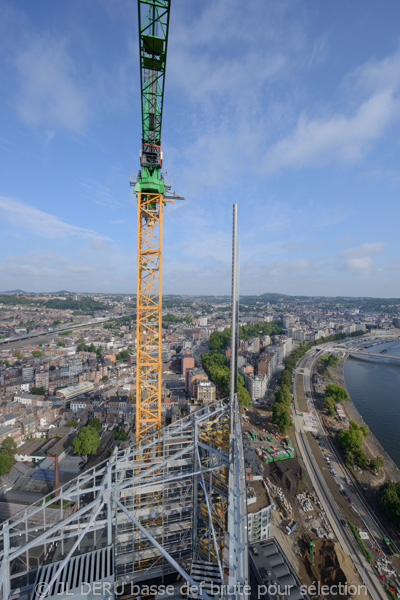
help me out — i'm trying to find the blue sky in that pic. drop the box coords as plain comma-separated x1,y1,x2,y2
1,0,400,297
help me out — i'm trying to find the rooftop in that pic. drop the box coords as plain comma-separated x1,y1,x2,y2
247,479,270,514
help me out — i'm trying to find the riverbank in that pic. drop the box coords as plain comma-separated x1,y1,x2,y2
324,356,400,486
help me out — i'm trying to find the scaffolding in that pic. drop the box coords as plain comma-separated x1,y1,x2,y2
0,399,247,600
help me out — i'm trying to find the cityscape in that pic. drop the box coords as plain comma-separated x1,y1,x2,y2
1,1,400,600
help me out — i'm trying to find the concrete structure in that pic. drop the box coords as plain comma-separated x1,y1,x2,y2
181,354,194,377
249,538,309,600
247,481,271,542
22,367,34,383
35,370,49,389
196,381,216,403
245,374,268,402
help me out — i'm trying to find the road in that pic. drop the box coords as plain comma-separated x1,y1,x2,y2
0,312,135,348
302,352,400,553
293,348,388,600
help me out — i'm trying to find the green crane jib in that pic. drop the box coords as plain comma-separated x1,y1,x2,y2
135,0,171,197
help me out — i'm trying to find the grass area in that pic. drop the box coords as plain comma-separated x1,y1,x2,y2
347,520,373,563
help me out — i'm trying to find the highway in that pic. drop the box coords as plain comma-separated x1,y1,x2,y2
0,312,135,348
350,350,400,361
302,353,400,555
293,348,389,600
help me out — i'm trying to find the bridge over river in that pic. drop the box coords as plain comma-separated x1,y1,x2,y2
349,350,400,361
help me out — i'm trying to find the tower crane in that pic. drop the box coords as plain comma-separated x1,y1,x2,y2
132,0,181,444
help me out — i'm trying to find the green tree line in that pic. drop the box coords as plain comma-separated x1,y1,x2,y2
201,352,251,409
45,298,107,311
377,481,400,527
209,320,283,353
270,331,364,434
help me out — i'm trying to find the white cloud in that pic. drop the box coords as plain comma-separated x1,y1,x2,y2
0,196,110,242
343,242,386,259
341,242,386,272
0,252,124,293
264,90,398,172
263,47,400,173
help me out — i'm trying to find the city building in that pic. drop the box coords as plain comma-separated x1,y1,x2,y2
196,381,216,403
56,382,95,401
247,480,271,542
245,374,268,402
35,371,49,389
181,354,194,377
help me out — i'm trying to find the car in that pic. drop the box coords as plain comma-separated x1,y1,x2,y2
340,519,347,527
347,497,353,504
338,484,344,490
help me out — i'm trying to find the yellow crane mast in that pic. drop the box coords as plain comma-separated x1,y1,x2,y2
132,1,180,443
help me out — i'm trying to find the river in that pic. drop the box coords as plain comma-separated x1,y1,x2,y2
343,339,400,469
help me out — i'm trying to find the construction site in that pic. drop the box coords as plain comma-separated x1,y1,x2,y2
1,2,399,600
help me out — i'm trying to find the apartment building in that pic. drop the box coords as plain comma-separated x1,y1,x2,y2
247,481,271,542
196,381,216,403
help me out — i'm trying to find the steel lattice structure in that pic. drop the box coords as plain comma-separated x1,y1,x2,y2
0,399,248,600
133,0,183,443
135,192,163,441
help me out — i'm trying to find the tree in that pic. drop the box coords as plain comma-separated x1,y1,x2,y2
1,437,17,458
370,455,384,472
275,385,292,407
71,427,100,460
377,481,400,527
49,365,56,371
324,396,336,417
88,418,102,431
0,452,14,476
31,350,44,359
102,375,109,382
57,341,66,347
12,350,23,359
66,418,78,428
320,353,339,368
30,387,46,395
337,420,369,467
325,384,348,403
272,403,293,434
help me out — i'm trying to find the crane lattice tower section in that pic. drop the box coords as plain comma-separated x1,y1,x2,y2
133,0,173,442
